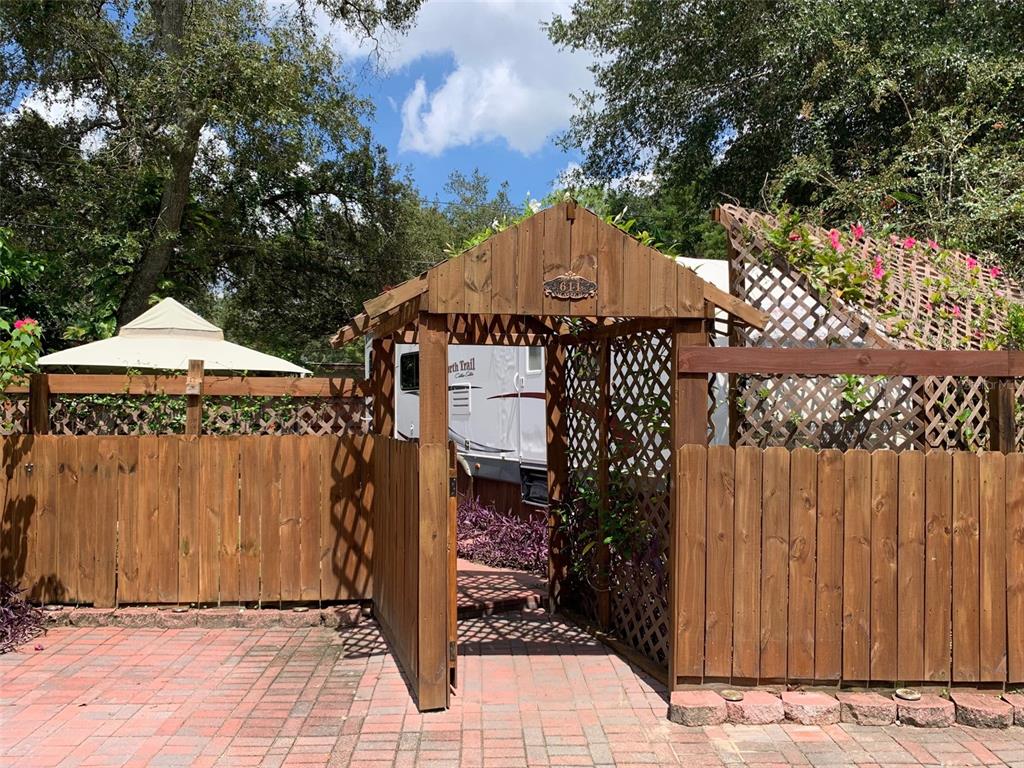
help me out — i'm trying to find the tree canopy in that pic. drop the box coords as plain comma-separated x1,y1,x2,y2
0,0,427,366
549,0,1024,266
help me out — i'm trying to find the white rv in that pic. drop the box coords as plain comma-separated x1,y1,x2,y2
391,343,549,506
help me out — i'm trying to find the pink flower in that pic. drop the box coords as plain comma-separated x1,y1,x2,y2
966,256,979,270
990,266,1003,278
925,301,933,313
871,256,885,281
951,305,962,318
788,230,801,242
850,223,865,240
828,228,844,252
889,234,900,246
902,237,917,250
13,317,37,330
928,239,940,252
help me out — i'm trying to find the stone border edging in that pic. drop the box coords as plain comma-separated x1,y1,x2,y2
39,604,368,630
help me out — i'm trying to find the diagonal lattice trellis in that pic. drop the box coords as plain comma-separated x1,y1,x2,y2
2,395,367,436
721,205,1024,451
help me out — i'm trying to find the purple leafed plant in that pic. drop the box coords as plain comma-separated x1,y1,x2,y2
457,496,548,576
0,581,44,654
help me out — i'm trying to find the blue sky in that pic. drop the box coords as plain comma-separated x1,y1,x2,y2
327,0,593,205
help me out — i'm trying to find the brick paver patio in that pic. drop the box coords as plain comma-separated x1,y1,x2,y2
1,610,1022,767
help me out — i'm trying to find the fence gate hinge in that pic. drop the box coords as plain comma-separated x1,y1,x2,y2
449,476,456,497
448,641,457,662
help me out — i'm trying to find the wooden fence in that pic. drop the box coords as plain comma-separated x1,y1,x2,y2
674,444,1024,687
0,434,372,606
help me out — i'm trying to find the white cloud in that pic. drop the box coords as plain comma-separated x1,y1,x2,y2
4,87,110,155
310,0,594,157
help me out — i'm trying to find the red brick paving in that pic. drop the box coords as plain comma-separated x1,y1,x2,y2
1,611,1022,767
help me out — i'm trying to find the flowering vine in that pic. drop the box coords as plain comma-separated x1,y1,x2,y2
761,208,1017,350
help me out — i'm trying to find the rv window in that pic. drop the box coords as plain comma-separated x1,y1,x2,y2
526,346,543,373
399,352,419,391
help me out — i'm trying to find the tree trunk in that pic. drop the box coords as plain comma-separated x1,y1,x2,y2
116,117,203,326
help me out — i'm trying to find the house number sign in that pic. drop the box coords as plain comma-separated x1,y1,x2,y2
543,271,597,300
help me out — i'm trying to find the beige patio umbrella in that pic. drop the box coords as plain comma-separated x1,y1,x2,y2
37,297,310,374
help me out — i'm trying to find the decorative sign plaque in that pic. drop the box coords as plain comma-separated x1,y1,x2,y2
543,271,597,301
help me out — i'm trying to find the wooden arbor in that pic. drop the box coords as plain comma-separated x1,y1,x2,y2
331,201,766,710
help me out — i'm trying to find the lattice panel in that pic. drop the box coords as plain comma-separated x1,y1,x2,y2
722,204,1024,451
0,397,29,435
45,396,367,436
607,328,672,669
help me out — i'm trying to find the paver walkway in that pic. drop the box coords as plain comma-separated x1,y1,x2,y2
1,610,1022,767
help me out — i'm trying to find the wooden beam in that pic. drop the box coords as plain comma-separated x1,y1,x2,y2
702,281,768,329
28,373,49,434
416,312,449,711
560,316,680,344
5,374,369,398
363,273,429,318
372,295,423,338
676,347,1024,378
988,377,1016,453
329,312,371,347
669,318,710,689
184,359,204,435
595,339,611,631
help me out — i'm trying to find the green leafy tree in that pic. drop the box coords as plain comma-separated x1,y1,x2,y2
0,0,423,366
549,0,1024,266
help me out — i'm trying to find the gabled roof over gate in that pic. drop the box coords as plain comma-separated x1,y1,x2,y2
332,202,766,346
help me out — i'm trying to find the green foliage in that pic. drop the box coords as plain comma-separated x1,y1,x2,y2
1006,305,1024,350
0,0,423,367
550,0,1024,269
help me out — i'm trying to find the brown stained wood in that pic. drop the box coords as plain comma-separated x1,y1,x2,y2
787,447,817,680
815,449,844,681
155,437,178,602
490,226,518,315
596,216,625,316
28,373,49,434
185,359,203,435
732,446,762,680
117,436,152,603
869,450,898,682
759,446,790,680
952,451,980,682
704,445,735,678
924,451,953,682
649,249,677,318
177,437,200,605
418,314,448,446
1007,454,1024,684
988,378,1015,453
676,347,1024,377
699,282,769,329
260,438,283,607
418,442,449,710
238,436,262,601
363,272,429,318
542,206,572,316
621,237,651,317
29,437,58,603
897,451,926,682
545,341,569,609
842,449,871,681
568,207,598,316
279,436,302,602
93,437,119,607
516,213,544,315
322,435,371,601
978,452,1007,681
371,337,395,436
674,444,707,680
299,436,322,603
463,245,492,315
9,374,368,397
198,439,220,604
676,267,703,316
55,438,80,603
218,438,240,604
76,439,98,603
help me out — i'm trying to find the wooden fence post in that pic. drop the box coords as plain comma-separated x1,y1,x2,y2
371,337,395,436
595,338,612,630
545,340,570,612
669,317,710,689
185,359,204,436
988,377,1015,453
28,372,49,434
